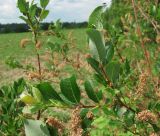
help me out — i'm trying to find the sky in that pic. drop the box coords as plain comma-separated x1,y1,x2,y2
0,0,111,24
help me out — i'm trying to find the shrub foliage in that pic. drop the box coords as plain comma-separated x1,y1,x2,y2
1,0,160,136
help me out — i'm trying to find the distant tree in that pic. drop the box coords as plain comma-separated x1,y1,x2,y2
41,23,50,30
0,22,88,33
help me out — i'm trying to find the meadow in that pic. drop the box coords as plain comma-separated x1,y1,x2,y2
0,28,87,86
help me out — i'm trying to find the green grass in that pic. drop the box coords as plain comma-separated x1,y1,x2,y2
0,32,32,61
0,28,87,61
0,28,87,85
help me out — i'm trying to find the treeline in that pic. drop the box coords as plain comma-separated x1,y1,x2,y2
0,22,88,33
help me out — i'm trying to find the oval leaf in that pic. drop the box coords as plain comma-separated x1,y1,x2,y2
60,75,81,104
88,6,104,29
87,57,102,75
40,0,49,8
86,29,106,63
24,119,50,136
84,80,99,103
105,61,121,84
17,0,28,13
20,93,37,105
40,10,49,21
37,82,62,102
32,87,42,102
105,44,114,64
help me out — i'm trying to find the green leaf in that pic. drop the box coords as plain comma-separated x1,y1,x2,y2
29,4,37,19
150,5,157,16
86,29,106,63
17,0,28,13
107,88,116,96
88,6,104,29
94,73,107,86
35,7,42,18
125,59,130,74
108,119,122,127
32,87,42,102
47,41,61,52
150,123,160,133
13,78,26,94
97,90,103,101
105,44,114,63
155,102,160,111
105,61,121,84
60,75,81,104
84,80,99,103
19,16,31,25
24,119,50,136
124,110,135,127
80,109,89,119
40,10,49,21
102,106,115,116
87,57,102,75
40,0,49,8
37,82,62,102
82,117,93,131
20,93,37,105
157,8,160,20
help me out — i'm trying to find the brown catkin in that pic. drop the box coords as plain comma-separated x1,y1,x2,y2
156,88,160,98
36,41,42,49
72,54,81,69
143,37,151,44
136,110,157,123
27,72,41,80
70,106,83,136
85,53,91,59
20,38,30,48
136,71,149,97
46,118,64,135
150,133,158,136
156,35,160,44
86,111,94,120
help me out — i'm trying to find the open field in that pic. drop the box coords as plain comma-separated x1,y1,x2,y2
0,28,88,86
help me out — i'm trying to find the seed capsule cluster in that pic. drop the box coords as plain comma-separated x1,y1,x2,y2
136,110,157,123
70,106,83,136
136,71,149,97
46,117,64,135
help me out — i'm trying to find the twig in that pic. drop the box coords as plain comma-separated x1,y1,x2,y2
36,110,41,120
26,13,42,120
115,44,125,63
80,103,97,108
99,63,113,87
116,94,136,113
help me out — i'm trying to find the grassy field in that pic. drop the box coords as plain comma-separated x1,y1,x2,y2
0,28,87,86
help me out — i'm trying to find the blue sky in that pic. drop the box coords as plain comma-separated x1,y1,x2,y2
0,0,111,24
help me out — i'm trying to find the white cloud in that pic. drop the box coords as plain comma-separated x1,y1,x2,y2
0,0,111,24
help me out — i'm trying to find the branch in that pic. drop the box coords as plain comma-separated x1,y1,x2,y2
116,94,136,113
80,103,97,108
99,63,113,88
